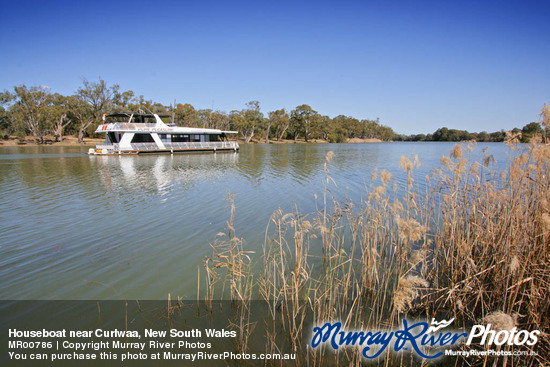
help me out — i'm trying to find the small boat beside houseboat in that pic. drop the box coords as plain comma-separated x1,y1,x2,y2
88,113,239,155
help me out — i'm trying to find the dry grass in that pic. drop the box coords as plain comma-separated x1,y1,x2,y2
198,143,550,366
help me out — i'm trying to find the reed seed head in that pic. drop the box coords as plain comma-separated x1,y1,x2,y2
399,156,413,172
393,275,429,313
451,144,463,160
509,256,520,275
397,217,425,242
482,311,515,331
380,169,393,186
441,156,452,168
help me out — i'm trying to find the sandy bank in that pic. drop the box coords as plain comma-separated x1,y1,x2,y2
0,136,103,147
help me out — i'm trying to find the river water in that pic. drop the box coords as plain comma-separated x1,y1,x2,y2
0,142,516,300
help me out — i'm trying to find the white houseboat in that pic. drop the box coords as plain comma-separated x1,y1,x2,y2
88,113,239,155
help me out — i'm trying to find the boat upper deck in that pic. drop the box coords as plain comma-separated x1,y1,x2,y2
96,122,236,135
95,113,237,135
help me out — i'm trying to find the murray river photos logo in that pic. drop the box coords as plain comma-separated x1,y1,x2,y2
310,318,540,359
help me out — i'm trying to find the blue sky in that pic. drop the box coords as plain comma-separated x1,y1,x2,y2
1,0,548,134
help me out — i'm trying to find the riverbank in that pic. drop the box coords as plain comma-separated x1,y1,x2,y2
0,136,102,147
235,137,384,144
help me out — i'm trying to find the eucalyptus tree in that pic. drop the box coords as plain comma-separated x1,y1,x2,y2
263,113,273,143
75,78,118,143
521,122,543,143
47,93,73,142
0,107,10,136
269,109,290,142
196,109,230,129
210,111,230,130
314,115,333,141
229,112,248,141
112,90,136,113
1,85,53,143
290,104,319,142
174,103,198,127
0,93,16,136
232,101,263,143
197,109,213,128
244,101,263,140
332,115,360,138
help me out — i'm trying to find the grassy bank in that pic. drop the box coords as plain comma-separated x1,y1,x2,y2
199,143,549,366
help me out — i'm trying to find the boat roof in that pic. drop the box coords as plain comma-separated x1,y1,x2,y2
107,113,171,118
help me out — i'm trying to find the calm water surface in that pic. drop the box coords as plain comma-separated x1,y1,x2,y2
0,142,516,300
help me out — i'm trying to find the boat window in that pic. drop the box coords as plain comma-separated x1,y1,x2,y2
131,134,155,143
108,132,119,143
172,134,190,142
192,135,201,142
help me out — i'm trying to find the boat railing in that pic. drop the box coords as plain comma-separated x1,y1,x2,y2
110,123,158,130
96,144,115,150
100,141,239,152
163,141,239,150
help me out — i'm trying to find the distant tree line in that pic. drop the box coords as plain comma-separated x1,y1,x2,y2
395,118,549,143
1,79,549,144
395,128,507,142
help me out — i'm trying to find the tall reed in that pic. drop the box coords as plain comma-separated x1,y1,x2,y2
198,143,550,366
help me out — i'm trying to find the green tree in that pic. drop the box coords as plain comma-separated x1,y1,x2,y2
269,109,290,142
75,78,118,143
290,104,318,142
0,92,16,136
4,85,53,143
315,115,333,141
488,131,505,142
112,90,136,112
521,122,543,143
230,113,249,142
377,125,396,141
174,103,198,127
46,93,73,142
433,128,449,141
263,112,274,144
475,131,489,142
236,101,263,143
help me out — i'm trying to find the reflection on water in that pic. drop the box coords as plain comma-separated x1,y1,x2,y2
95,153,239,205
0,143,514,300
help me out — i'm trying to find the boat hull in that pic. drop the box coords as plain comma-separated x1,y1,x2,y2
88,142,239,155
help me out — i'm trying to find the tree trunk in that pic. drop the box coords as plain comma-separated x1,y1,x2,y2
54,125,62,142
27,118,38,137
54,114,69,142
78,119,93,143
245,130,254,144
265,122,272,144
78,128,85,143
277,125,288,141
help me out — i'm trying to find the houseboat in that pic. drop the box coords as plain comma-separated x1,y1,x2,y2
88,113,239,155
